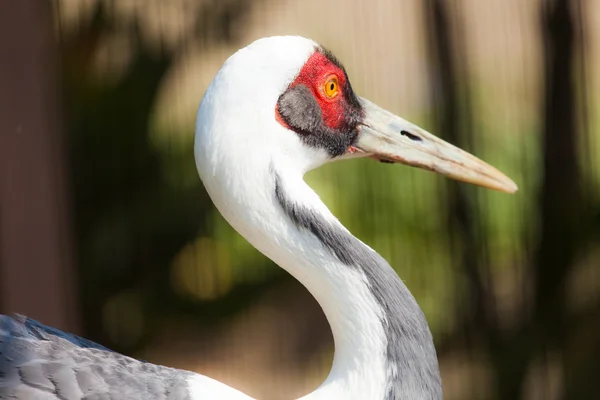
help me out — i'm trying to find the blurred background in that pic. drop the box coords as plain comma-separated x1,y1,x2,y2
0,0,599,399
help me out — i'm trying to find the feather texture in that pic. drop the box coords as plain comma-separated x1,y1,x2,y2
0,314,193,400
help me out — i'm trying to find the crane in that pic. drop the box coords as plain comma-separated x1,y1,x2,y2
0,36,516,400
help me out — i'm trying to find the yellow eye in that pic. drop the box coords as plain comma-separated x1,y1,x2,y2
323,76,339,99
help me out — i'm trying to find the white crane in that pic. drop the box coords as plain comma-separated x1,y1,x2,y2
0,36,516,400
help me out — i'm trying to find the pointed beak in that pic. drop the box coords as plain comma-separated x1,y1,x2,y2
351,98,518,193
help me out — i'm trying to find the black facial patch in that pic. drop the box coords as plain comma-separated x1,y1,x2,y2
276,48,364,158
277,84,358,157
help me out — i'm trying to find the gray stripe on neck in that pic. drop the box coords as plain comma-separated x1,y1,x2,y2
273,171,442,399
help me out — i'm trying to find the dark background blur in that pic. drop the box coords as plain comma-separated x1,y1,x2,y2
1,1,599,399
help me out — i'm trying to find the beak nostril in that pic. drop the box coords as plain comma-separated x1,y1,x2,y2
401,130,422,142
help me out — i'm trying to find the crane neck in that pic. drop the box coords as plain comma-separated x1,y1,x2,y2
196,154,442,399
270,168,442,400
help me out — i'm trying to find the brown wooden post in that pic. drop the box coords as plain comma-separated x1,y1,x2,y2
0,1,78,332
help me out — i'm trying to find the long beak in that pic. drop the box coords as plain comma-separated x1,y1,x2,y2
351,98,518,193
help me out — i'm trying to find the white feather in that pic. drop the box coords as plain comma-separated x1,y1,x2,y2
192,36,389,399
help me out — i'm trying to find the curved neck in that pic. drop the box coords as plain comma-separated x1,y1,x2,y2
199,159,442,399
273,174,390,400
272,170,442,400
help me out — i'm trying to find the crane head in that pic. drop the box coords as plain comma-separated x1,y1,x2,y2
195,36,517,194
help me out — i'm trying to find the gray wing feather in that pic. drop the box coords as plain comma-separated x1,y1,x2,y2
0,314,193,400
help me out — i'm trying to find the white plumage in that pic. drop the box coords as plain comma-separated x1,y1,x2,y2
195,36,391,399
0,36,516,400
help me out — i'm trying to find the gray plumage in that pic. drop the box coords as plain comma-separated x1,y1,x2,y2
274,172,443,400
0,314,193,400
